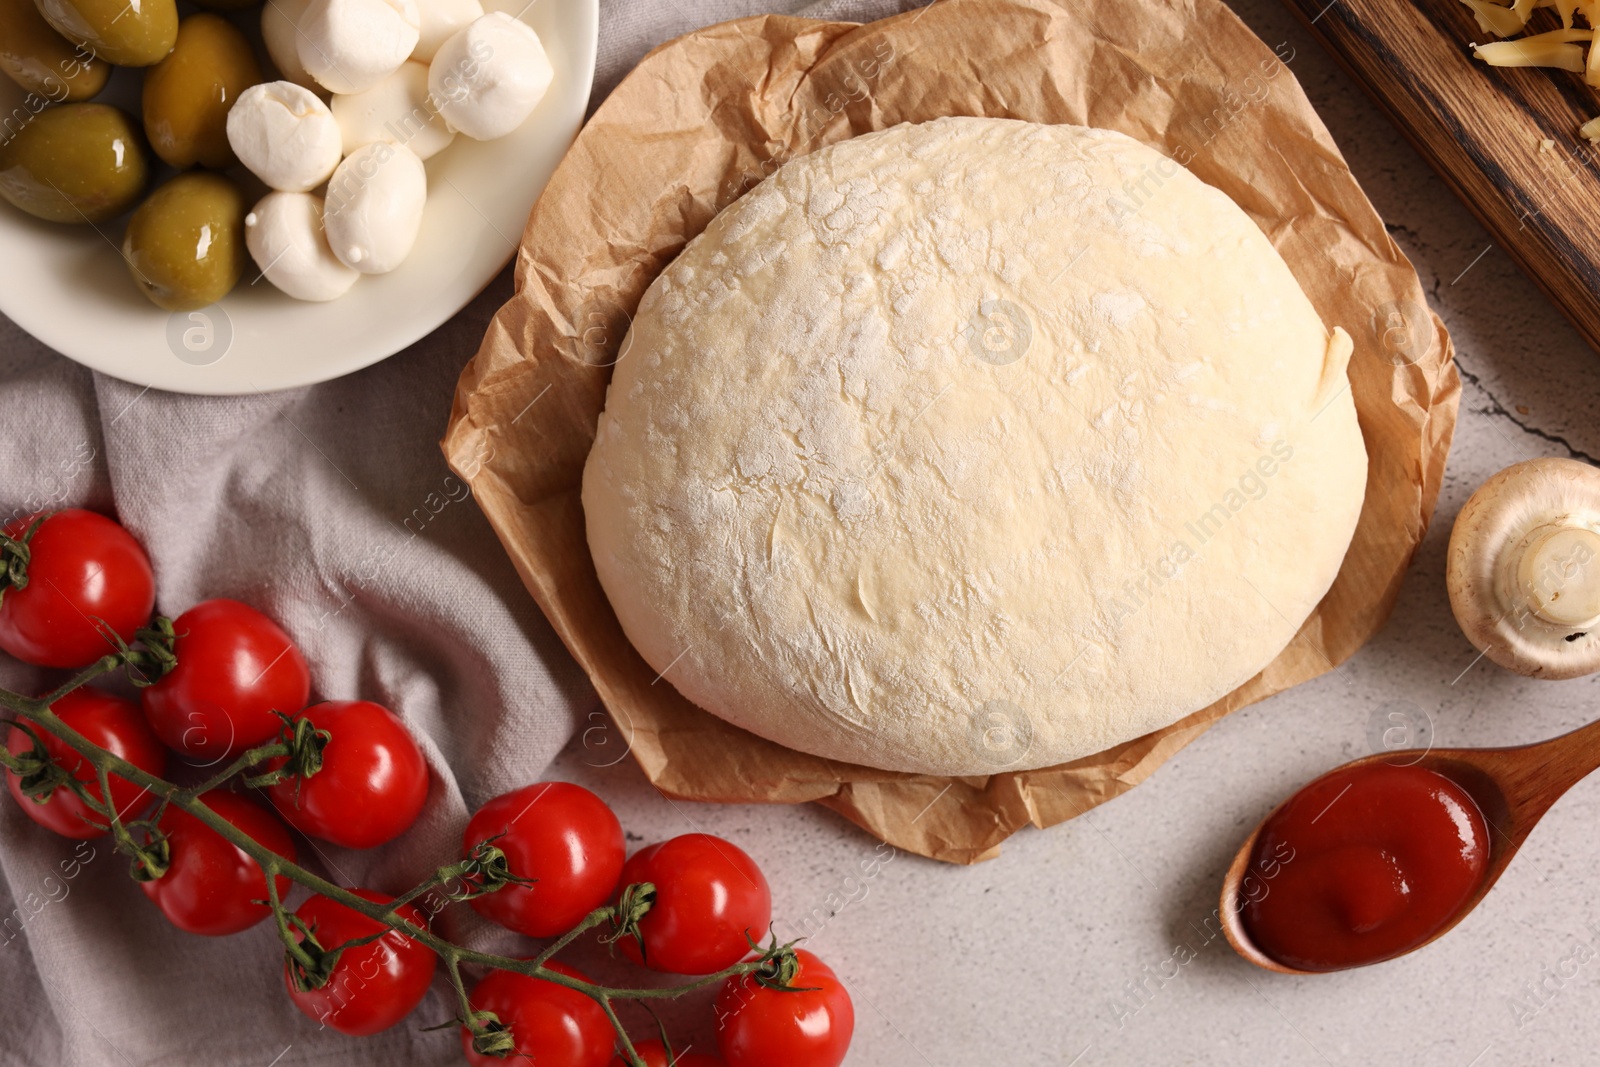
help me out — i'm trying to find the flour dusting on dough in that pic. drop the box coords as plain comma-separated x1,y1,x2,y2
582,117,1368,776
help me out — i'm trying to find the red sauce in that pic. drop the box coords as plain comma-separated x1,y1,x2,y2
1240,763,1490,972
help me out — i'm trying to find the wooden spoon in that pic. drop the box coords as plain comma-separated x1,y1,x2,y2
1219,716,1600,974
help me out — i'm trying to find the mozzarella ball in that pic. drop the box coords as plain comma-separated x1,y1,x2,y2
245,192,359,302
331,61,454,160
227,81,343,193
428,13,552,141
413,0,481,62
298,0,420,95
322,142,427,274
261,0,322,92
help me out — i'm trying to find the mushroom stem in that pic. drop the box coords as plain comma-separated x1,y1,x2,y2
1510,523,1600,629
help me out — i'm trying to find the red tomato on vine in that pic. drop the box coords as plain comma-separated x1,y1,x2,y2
462,960,613,1067
140,789,297,936
140,599,310,761
715,950,854,1067
618,833,771,975
264,700,428,849
464,782,624,937
0,510,155,668
284,888,436,1036
4,687,166,839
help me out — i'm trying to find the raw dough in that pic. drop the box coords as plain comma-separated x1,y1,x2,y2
582,117,1368,776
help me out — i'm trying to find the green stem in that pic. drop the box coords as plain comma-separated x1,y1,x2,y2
90,761,143,859
532,906,611,970
181,739,292,800
445,951,476,1022
266,860,320,976
389,873,448,914
37,655,125,707
599,996,645,1067
389,853,484,914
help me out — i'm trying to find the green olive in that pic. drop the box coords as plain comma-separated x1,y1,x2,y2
0,0,109,100
142,14,261,168
0,103,147,222
187,0,261,11
33,0,177,67
123,171,245,311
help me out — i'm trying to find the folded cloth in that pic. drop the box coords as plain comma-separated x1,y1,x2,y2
0,1,921,1063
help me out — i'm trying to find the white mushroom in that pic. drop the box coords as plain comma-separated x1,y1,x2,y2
1447,457,1600,679
297,0,421,95
322,141,427,274
428,13,552,141
245,192,359,302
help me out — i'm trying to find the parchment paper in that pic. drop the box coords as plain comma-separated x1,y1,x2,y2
442,0,1460,864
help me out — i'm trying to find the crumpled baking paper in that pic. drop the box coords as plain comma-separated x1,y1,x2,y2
442,0,1459,863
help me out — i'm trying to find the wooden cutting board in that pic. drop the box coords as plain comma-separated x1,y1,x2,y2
1284,0,1600,349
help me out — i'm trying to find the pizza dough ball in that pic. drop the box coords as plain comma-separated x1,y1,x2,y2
582,117,1369,776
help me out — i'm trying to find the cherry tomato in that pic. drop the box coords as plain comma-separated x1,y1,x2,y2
465,782,624,937
140,789,296,936
264,700,428,849
0,510,155,668
284,888,436,1036
715,950,853,1067
607,1039,723,1066
4,688,166,839
619,834,771,975
462,960,613,1067
141,598,311,761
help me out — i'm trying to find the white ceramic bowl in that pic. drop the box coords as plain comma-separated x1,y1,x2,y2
0,0,598,395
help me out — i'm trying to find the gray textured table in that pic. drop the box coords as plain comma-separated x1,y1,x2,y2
5,0,1600,1064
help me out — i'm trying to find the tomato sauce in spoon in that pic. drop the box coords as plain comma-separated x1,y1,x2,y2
1240,762,1490,972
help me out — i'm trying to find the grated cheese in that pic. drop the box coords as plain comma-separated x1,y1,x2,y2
1475,37,1587,70
1462,0,1600,132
